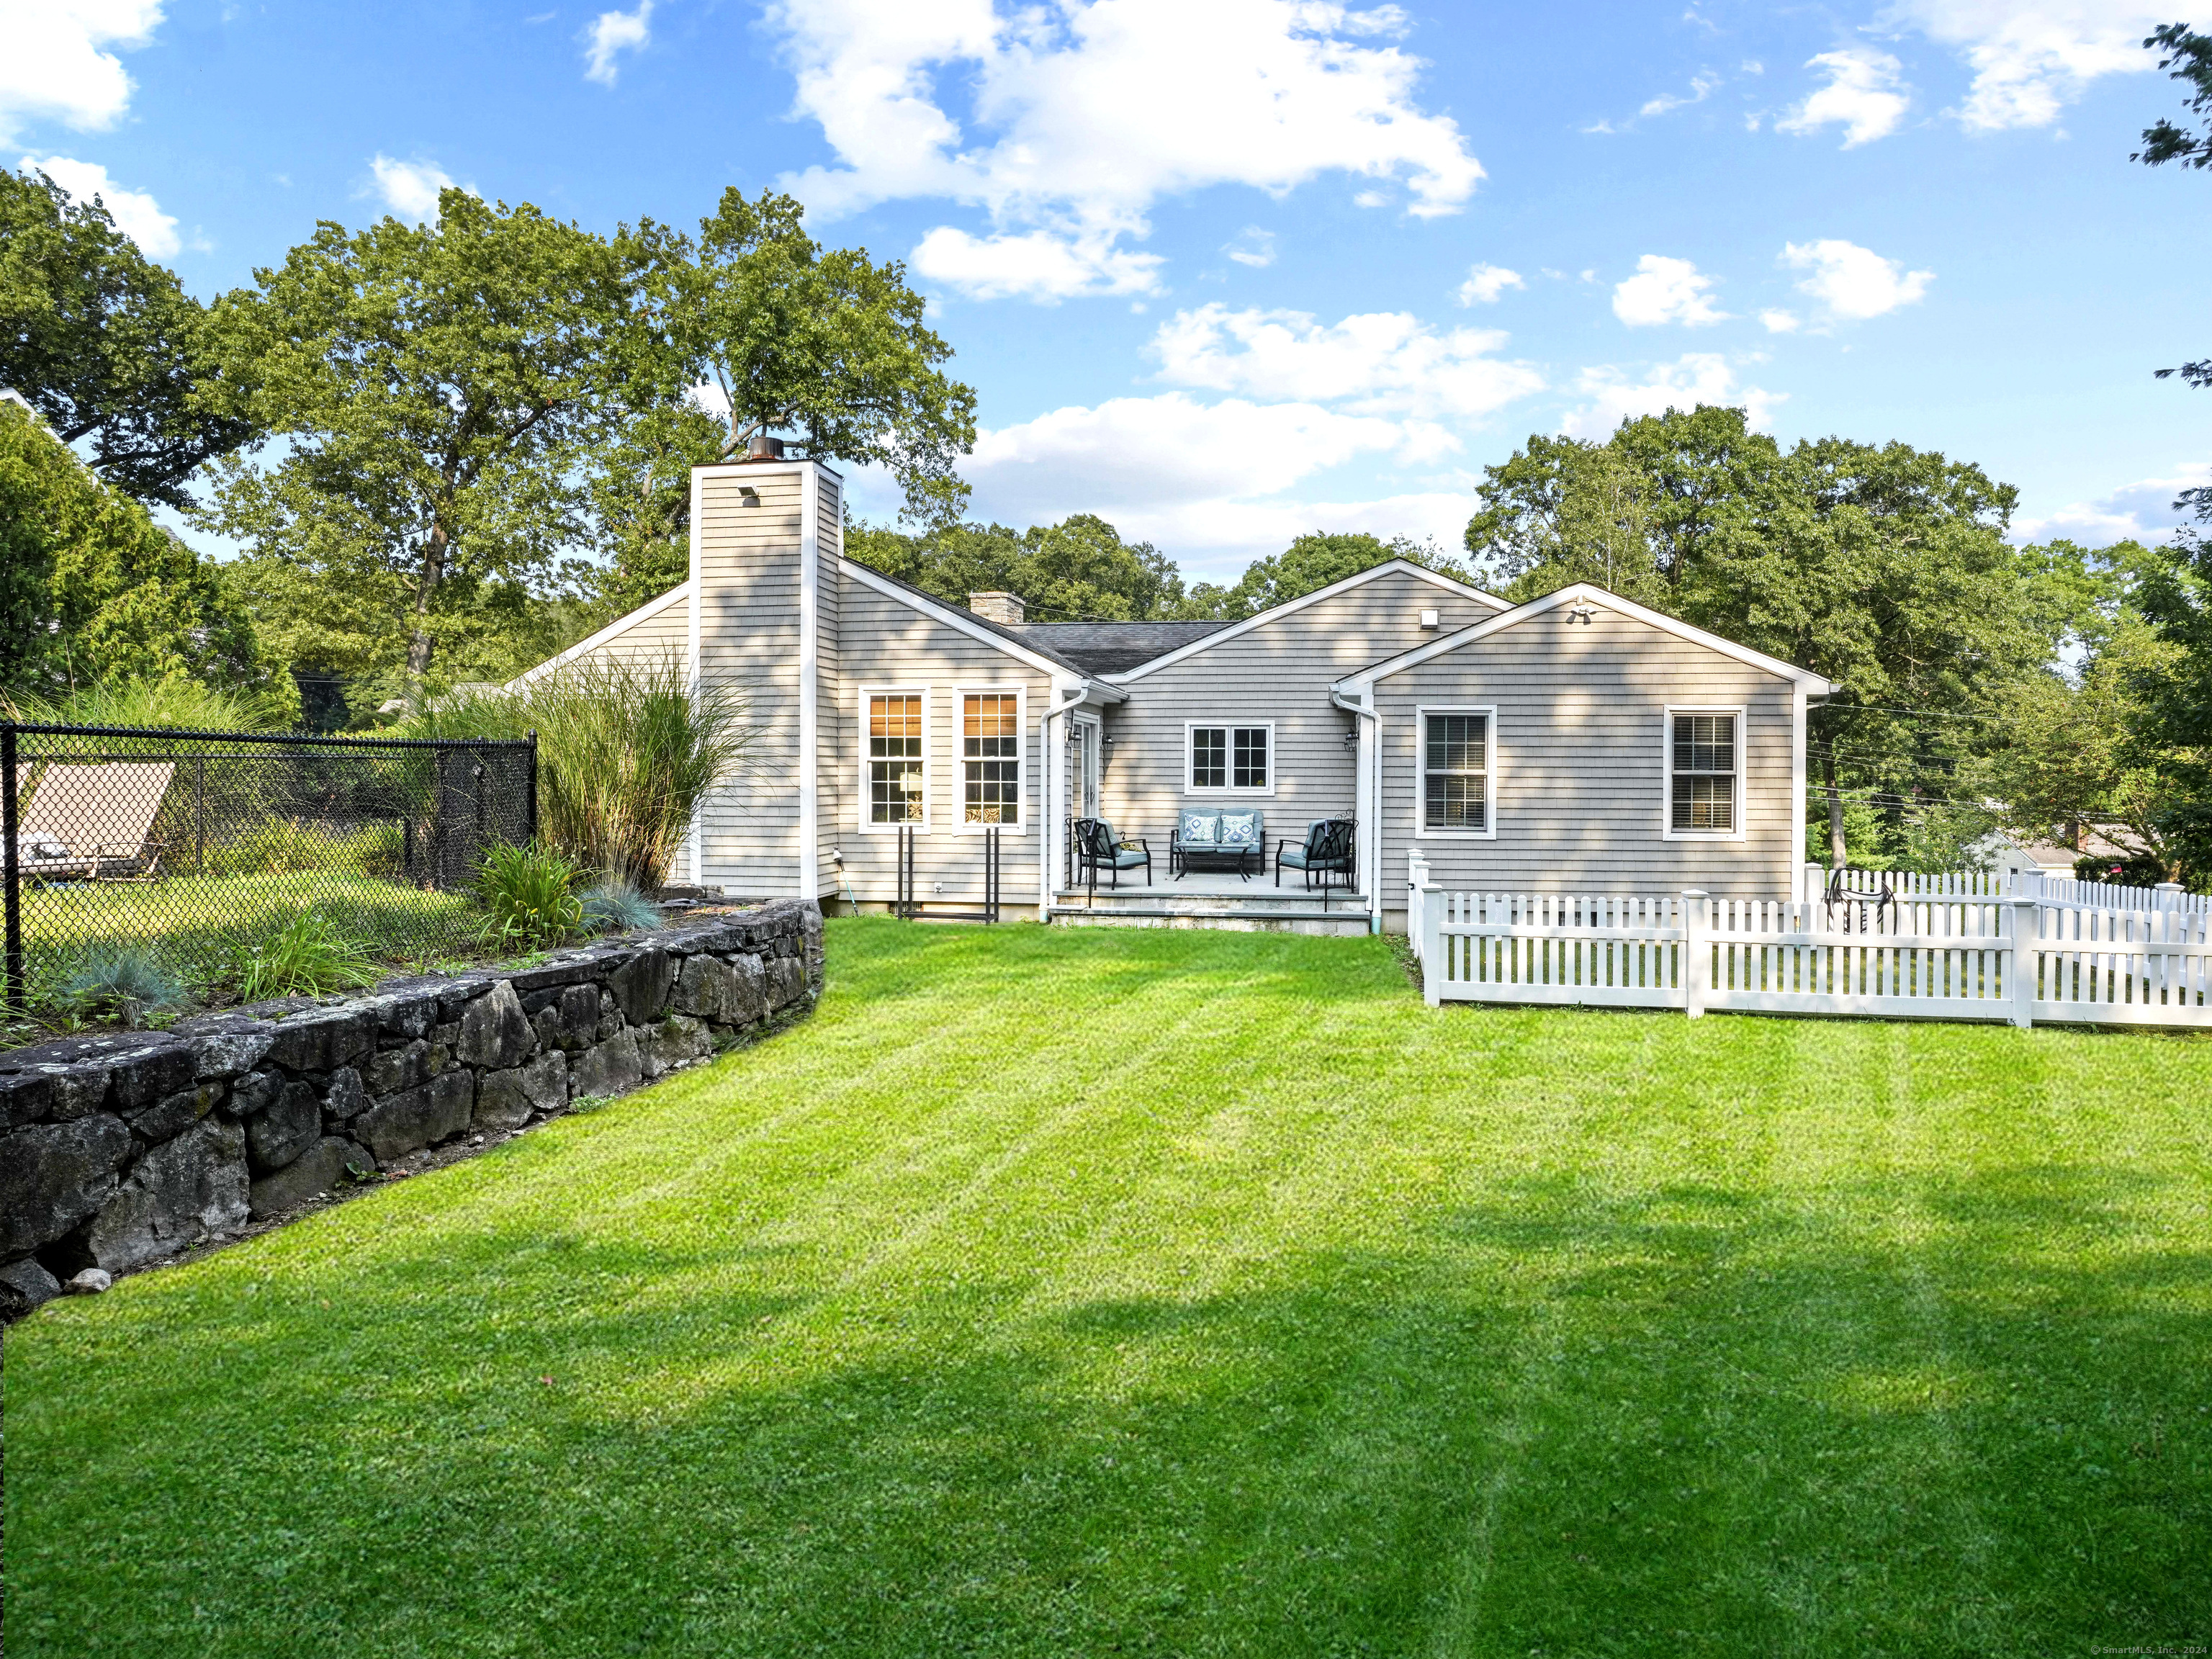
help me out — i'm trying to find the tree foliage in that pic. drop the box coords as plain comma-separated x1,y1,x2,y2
658,189,976,524
848,514,1188,620
0,168,259,509
1184,531,1478,621
0,400,294,713
200,189,648,683
582,400,725,621
2133,24,2212,392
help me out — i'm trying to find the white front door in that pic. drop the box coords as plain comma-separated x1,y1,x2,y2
1072,717,1102,819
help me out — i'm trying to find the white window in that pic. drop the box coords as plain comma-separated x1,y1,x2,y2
1417,704,1496,838
860,688,927,830
1663,706,1744,840
1185,722,1273,794
960,688,1024,830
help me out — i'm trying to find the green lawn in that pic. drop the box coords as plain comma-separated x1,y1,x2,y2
8,919,2211,1656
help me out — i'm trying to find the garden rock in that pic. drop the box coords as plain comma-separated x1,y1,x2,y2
671,954,737,1022
355,1070,473,1163
0,1115,133,1256
0,1071,56,1131
65,1267,112,1295
641,1015,711,1078
457,981,534,1070
537,984,600,1051
129,1082,222,1146
249,1137,372,1218
107,1041,197,1112
475,1050,567,1132
323,1066,366,1125
372,981,445,1039
607,948,675,1026
595,989,622,1041
180,1018,276,1080
228,1069,282,1121
570,1030,642,1098
264,1007,377,1074
0,1255,61,1317
87,1117,248,1272
247,1082,323,1174
364,1039,433,1099
19,1062,112,1122
766,955,806,1012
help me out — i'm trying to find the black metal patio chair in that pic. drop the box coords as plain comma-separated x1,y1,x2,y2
1276,818,1356,908
1074,817,1151,891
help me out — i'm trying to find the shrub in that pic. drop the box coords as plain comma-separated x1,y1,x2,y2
400,651,752,889
56,948,189,1028
579,880,662,935
199,817,403,878
235,912,377,1001
4,673,292,737
474,840,583,948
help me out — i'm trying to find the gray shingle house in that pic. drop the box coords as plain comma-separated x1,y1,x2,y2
520,454,1835,932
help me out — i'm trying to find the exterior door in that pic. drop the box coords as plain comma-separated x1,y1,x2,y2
1073,717,1102,819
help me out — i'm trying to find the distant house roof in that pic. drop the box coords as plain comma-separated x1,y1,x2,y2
996,620,1233,675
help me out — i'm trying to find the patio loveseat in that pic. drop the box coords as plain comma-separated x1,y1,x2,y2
1171,807,1265,881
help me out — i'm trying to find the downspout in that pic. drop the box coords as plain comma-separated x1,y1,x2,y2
1331,685,1382,935
1039,684,1084,923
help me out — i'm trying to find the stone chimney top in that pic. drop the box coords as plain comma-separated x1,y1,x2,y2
968,591,1025,624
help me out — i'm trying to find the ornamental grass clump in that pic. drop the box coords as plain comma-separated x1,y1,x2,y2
579,880,662,935
4,675,292,739
403,652,751,890
235,912,377,1001
474,841,584,948
56,948,189,1028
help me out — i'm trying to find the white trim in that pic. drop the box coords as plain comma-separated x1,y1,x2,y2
508,583,688,688
1790,687,1807,874
1413,703,1498,840
857,685,931,835
1069,711,1102,822
1110,559,1509,683
687,466,703,886
838,557,1077,680
1336,583,1839,696
799,464,821,896
1660,704,1748,842
953,683,1031,835
1182,720,1277,796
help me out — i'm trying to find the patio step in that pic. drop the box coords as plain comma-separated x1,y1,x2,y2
1048,887,1372,935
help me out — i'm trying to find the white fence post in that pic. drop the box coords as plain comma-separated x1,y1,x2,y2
2157,881,2185,912
2008,896,2038,1029
1681,889,1707,1019
1803,863,1826,905
1419,880,1444,1006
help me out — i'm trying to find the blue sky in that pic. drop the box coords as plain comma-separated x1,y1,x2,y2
8,0,2208,582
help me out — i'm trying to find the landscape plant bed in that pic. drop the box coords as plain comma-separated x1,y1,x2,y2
7,918,2211,1656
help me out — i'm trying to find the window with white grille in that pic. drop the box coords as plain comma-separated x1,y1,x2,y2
1186,724,1271,793
1421,709,1491,834
962,693,1020,824
866,692,925,826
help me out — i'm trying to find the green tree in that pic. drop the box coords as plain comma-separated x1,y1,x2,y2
0,168,259,508
0,400,295,712
848,513,1188,620
200,189,647,683
2134,24,2212,390
660,189,976,523
1186,531,1478,621
2130,535,2212,884
582,400,726,620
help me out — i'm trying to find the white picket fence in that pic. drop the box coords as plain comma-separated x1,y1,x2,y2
1408,853,2212,1029
1819,861,2211,917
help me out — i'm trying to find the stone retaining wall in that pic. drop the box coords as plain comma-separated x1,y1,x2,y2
0,900,822,1319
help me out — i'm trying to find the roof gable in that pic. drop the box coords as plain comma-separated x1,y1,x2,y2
1107,559,1507,683
1336,582,1838,695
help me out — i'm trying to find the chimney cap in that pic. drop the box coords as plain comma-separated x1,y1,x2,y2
968,591,1026,624
745,433,785,462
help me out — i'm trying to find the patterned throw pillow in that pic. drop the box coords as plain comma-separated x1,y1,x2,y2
1220,812,1257,848
1180,810,1218,845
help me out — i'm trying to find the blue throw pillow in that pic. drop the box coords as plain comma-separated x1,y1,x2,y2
1220,812,1257,848
1180,810,1218,845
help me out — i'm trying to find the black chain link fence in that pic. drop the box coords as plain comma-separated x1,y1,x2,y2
3,723,536,1007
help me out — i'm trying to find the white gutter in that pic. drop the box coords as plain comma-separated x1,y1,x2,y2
1331,685,1382,935
1039,683,1088,922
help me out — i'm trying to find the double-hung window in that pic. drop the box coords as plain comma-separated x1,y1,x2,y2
1421,708,1492,835
962,692,1020,825
1667,709,1740,835
1187,724,1271,793
866,691,925,825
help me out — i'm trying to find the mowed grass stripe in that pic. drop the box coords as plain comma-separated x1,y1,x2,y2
6,917,2211,1657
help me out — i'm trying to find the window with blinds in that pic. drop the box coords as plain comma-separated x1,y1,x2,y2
1422,711,1489,832
962,693,1019,824
1670,711,1737,832
867,693,925,824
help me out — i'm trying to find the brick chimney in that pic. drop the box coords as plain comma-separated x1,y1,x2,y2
968,591,1025,624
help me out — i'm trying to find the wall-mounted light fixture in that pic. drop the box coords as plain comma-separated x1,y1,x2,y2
1100,734,1115,770
737,485,760,506
1565,601,1597,626
1342,721,1359,750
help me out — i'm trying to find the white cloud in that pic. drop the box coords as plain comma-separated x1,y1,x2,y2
1223,226,1275,268
1611,254,1728,327
912,225,1163,301
367,154,469,220
1455,262,1524,305
582,1,651,86
1560,353,1783,439
1880,0,2165,131
1776,48,1910,147
1148,303,1545,419
17,153,177,256
1781,238,1933,320
1641,71,1721,117
768,0,1482,296
1760,307,1801,333
2011,462,2210,544
0,1,162,145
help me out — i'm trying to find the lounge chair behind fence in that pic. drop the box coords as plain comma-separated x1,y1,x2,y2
18,762,176,881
